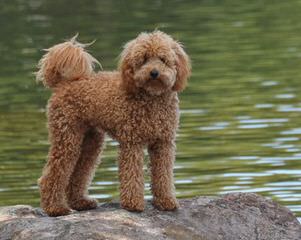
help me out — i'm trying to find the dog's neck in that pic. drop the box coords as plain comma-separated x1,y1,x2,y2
127,88,177,103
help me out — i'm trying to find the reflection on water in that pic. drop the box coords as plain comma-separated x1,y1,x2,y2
0,0,301,221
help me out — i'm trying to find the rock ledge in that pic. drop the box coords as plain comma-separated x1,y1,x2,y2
0,193,300,240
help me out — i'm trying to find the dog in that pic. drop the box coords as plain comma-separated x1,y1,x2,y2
36,31,191,217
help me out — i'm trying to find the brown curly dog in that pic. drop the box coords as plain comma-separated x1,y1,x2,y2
36,31,191,217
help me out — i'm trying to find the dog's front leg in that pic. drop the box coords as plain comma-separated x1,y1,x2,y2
118,143,145,211
148,140,179,211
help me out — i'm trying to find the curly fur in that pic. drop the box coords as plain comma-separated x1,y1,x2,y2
37,31,191,217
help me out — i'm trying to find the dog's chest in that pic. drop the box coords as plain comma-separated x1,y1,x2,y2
112,98,179,144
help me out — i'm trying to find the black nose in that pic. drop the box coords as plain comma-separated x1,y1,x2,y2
150,69,159,79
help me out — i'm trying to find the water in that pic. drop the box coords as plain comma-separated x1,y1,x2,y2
0,0,300,220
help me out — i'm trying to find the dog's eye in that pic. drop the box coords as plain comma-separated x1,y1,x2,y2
142,56,148,64
159,57,167,64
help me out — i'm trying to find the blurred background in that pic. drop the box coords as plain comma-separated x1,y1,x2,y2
0,0,300,221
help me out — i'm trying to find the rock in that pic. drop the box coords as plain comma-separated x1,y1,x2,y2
0,193,300,240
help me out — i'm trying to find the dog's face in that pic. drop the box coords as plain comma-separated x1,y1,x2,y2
119,31,191,96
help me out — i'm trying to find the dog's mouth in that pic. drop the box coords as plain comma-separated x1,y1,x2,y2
140,73,174,87
133,68,176,95
147,77,168,87
138,76,174,96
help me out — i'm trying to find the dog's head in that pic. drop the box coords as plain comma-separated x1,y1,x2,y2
119,31,191,96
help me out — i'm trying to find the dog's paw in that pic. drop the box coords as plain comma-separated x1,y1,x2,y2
69,197,98,211
121,199,145,212
43,206,72,217
152,197,179,211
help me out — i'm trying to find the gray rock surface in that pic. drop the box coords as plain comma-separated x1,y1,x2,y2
0,193,300,240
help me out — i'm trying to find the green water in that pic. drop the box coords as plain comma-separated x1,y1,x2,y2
0,0,300,220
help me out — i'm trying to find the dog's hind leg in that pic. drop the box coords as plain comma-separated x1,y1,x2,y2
67,128,105,211
39,121,85,217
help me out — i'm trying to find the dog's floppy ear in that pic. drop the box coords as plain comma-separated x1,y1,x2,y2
172,41,191,92
119,40,137,94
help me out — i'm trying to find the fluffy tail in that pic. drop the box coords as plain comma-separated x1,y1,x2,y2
36,35,100,88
